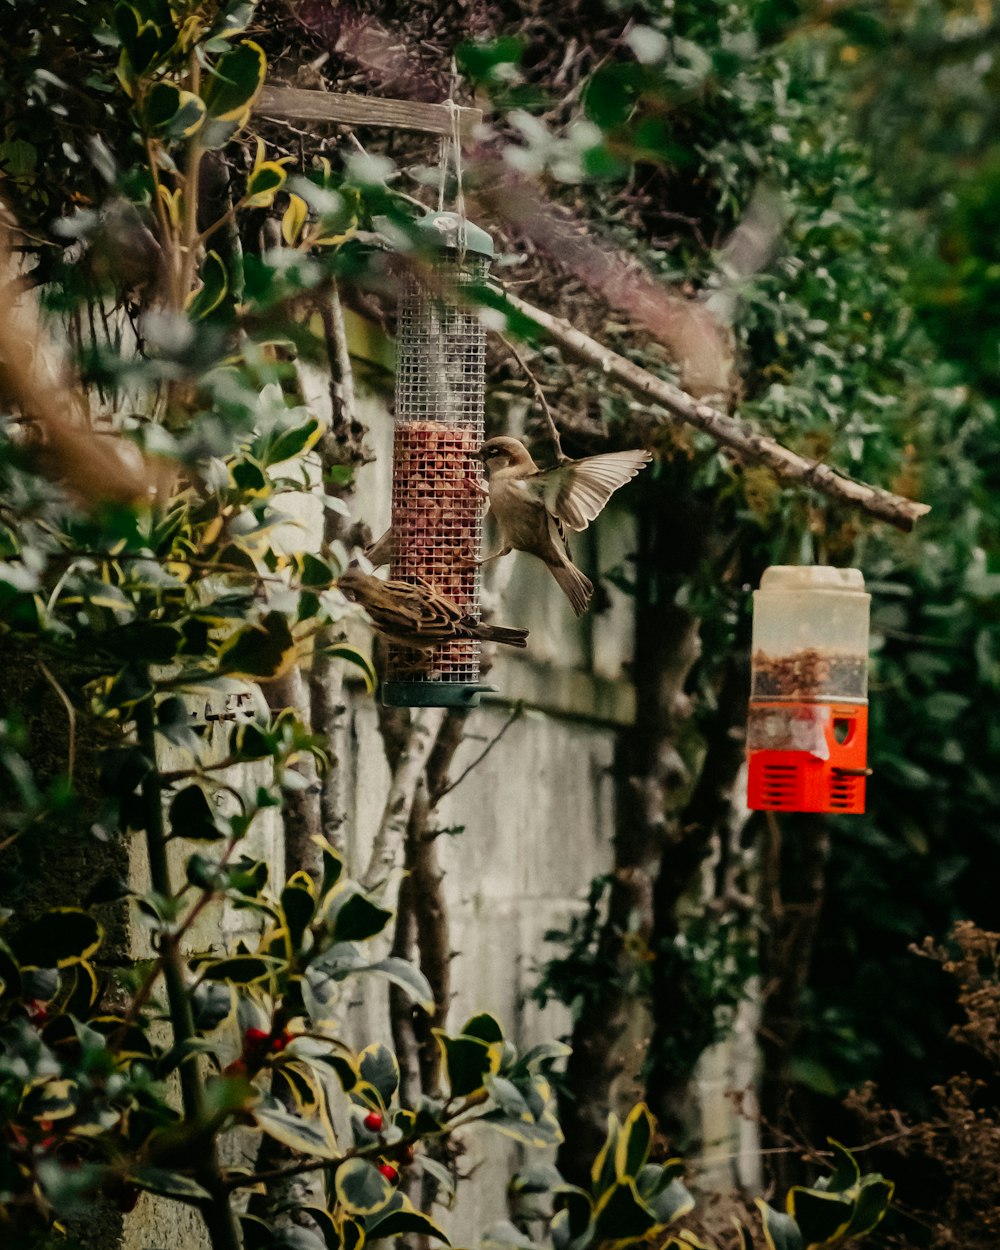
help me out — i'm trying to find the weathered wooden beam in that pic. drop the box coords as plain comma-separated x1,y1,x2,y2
254,86,482,137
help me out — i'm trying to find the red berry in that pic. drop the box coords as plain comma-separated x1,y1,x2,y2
378,1163,399,1183
402,1144,416,1164
243,1027,270,1055
363,1112,384,1132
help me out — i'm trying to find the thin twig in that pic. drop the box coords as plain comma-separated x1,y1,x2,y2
497,333,567,462
37,660,75,783
434,702,523,801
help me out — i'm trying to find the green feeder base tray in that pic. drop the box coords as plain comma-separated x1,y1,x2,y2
380,681,496,709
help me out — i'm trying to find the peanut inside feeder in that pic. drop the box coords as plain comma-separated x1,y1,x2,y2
381,212,494,708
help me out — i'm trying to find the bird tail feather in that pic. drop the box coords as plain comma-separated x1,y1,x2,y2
476,623,529,648
549,561,593,617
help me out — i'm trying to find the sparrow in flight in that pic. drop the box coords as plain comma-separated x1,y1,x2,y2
478,436,651,616
337,566,528,652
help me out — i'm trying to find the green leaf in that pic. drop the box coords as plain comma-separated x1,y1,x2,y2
514,1040,572,1073
843,1178,894,1238
488,1075,532,1120
127,1168,210,1201
482,1109,563,1148
647,1178,696,1226
636,1160,685,1201
111,621,184,663
554,1184,592,1237
24,1077,78,1121
756,1200,805,1250
239,1215,274,1250
591,1178,657,1241
201,40,266,119
817,1140,859,1193
366,1193,451,1243
324,645,377,693
358,1042,399,1104
12,909,103,968
318,1051,359,1092
583,63,644,129
169,784,224,841
282,193,308,246
230,722,275,760
188,251,228,320
435,1031,496,1098
341,1219,364,1250
265,419,322,466
418,1153,456,1202
456,36,524,84
277,1061,322,1116
281,873,317,951
244,161,288,209
787,1187,853,1246
461,1012,504,1044
316,838,344,898
253,1096,338,1159
330,891,393,943
115,4,167,76
208,0,255,40
299,1207,342,1250
143,81,207,140
616,1102,655,1179
590,1113,620,1196
365,956,434,1012
227,857,269,897
219,611,295,679
334,1157,394,1215
199,954,282,983
733,1224,755,1250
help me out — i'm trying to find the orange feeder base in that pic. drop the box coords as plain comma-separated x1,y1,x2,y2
747,701,868,814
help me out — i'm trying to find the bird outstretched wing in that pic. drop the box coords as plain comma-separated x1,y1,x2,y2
535,449,652,532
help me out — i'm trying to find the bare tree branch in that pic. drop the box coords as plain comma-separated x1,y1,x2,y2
363,707,445,890
500,292,931,532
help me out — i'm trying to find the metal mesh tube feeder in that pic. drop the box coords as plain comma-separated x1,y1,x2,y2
381,211,495,708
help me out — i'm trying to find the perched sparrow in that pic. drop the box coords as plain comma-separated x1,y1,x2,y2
479,437,652,616
337,566,528,651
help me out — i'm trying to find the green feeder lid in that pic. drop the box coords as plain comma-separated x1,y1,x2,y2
413,211,494,259
380,681,496,709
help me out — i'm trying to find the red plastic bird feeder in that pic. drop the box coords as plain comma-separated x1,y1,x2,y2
381,211,495,708
746,566,871,814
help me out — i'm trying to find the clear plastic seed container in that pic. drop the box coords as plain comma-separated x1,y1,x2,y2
750,566,870,703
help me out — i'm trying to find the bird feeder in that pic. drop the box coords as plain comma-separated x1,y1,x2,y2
746,566,870,814
381,211,495,708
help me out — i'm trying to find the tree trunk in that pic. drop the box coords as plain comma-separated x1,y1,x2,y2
758,810,831,1188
